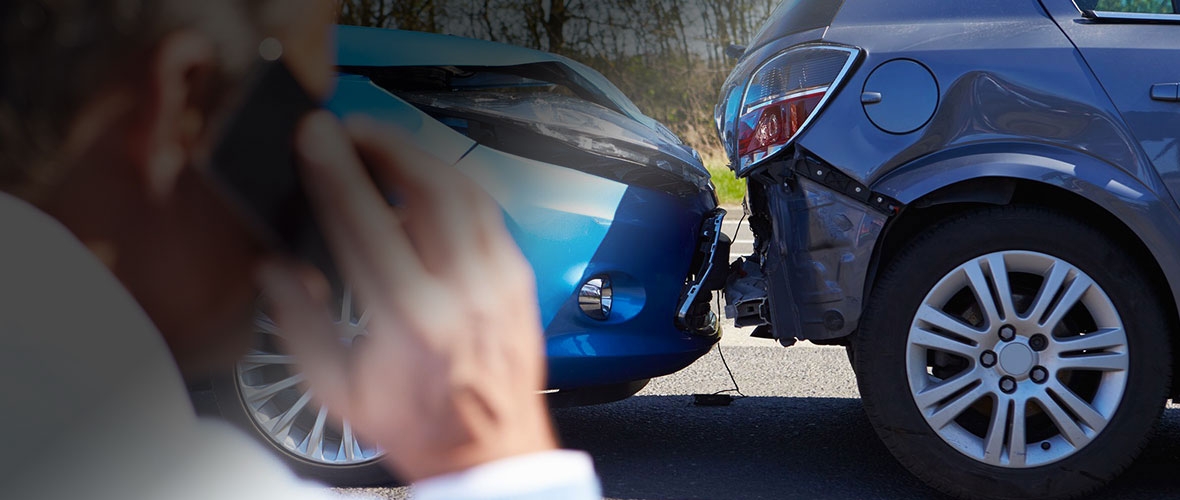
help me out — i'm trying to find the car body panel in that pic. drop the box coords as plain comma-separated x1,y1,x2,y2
873,141,1180,307
744,0,847,56
717,0,1180,343
1040,0,1180,208
451,146,627,329
810,0,1153,188
329,26,721,390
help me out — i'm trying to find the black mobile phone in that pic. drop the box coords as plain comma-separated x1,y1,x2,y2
205,59,340,284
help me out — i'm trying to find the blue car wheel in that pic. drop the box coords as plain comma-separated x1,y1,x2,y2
212,293,391,486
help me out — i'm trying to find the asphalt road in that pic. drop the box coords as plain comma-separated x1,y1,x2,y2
338,213,1180,499
339,323,1180,500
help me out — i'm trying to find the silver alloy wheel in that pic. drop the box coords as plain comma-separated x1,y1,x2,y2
906,250,1128,468
236,290,383,466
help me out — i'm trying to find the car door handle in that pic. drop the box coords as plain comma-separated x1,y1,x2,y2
1151,83,1180,102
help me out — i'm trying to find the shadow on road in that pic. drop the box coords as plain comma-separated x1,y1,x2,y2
1109,406,1180,498
554,396,1180,500
553,395,935,500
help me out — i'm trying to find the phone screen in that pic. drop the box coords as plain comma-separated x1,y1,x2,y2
205,59,339,284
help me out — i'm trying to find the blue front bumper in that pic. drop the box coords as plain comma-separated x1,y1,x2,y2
541,186,723,389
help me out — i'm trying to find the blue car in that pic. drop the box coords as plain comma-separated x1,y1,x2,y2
718,1,1179,498
201,26,727,486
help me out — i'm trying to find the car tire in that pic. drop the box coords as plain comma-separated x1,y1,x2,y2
211,374,394,487
210,297,395,487
854,205,1170,500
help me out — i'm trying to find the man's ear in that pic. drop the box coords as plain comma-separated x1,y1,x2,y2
127,31,215,201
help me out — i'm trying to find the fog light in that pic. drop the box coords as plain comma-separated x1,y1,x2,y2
578,276,613,320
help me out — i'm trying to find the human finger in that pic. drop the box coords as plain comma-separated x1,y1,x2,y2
256,260,351,411
344,116,490,276
296,111,426,302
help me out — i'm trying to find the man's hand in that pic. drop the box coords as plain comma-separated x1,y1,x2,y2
258,111,557,482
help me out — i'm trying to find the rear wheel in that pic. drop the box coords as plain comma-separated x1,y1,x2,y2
854,206,1170,499
211,290,393,487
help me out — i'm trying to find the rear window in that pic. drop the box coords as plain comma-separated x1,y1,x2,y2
747,0,847,52
1075,0,1177,13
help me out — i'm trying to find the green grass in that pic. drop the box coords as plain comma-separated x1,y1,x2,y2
706,161,746,206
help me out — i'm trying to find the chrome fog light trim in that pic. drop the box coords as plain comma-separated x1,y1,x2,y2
579,276,613,320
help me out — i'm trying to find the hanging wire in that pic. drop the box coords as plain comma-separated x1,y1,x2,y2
711,283,747,399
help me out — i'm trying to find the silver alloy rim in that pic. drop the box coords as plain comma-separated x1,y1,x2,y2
906,250,1128,468
236,290,383,466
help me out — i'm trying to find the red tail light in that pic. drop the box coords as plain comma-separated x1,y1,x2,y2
735,46,859,171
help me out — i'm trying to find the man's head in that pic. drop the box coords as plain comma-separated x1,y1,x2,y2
0,0,337,374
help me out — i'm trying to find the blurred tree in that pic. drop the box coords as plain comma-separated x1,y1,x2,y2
338,0,441,32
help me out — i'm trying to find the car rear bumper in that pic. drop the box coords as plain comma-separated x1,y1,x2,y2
725,157,890,343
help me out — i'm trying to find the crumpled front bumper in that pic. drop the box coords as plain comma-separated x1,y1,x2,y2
542,191,727,390
676,208,731,337
724,158,892,342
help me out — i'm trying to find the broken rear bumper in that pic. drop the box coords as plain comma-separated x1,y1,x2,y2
725,158,892,342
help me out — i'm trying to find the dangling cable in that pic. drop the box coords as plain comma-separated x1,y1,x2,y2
712,293,746,399
693,211,750,406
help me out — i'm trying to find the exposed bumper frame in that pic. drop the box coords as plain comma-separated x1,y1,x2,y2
726,156,896,342
676,208,730,337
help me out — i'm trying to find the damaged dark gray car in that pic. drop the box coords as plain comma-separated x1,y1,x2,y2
718,1,1180,499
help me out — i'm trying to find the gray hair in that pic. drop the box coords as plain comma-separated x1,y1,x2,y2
0,0,285,196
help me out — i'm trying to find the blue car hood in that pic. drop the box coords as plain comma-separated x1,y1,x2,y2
334,25,709,193
336,26,651,127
